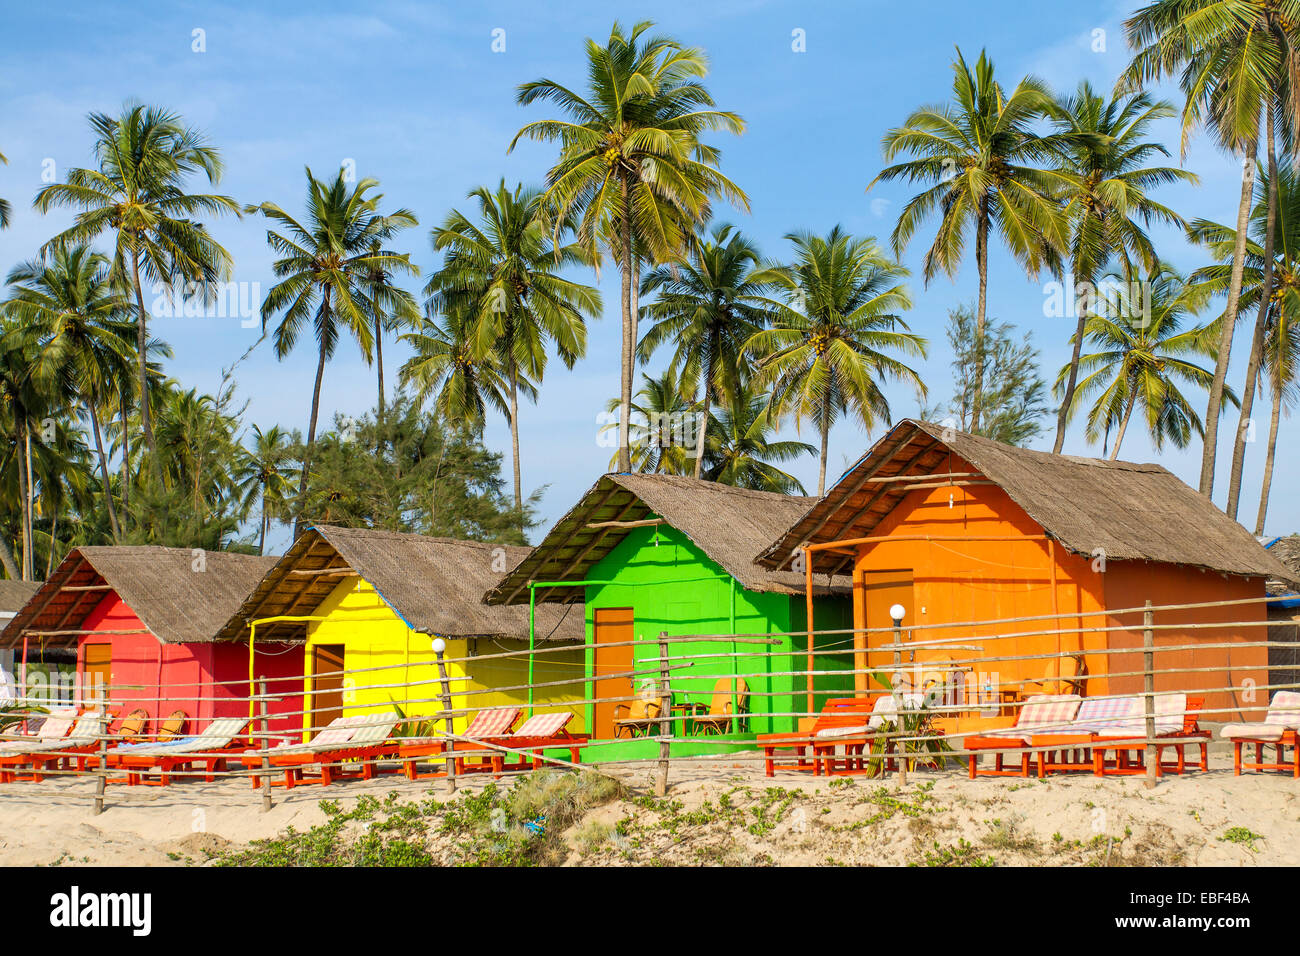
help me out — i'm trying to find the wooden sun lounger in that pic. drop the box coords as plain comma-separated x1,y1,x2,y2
965,695,1081,778
0,713,102,783
1220,691,1300,777
1089,694,1204,777
756,698,876,777
452,712,589,777
107,717,251,786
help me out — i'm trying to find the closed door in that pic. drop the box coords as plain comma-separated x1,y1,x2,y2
311,645,346,736
82,644,112,706
593,608,634,740
859,571,915,688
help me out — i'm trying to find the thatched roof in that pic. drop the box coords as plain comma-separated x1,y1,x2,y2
755,419,1294,582
485,474,851,606
0,547,279,648
212,524,584,643
0,580,39,615
1265,537,1300,595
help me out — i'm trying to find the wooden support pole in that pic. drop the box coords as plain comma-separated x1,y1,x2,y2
92,709,108,815
258,678,273,812
656,631,671,798
434,643,456,793
1143,601,1157,790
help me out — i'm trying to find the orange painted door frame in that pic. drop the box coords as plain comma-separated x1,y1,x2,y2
593,608,634,739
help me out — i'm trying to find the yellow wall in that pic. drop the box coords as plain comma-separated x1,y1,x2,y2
303,577,586,736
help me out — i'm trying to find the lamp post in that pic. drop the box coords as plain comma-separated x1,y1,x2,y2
889,603,906,674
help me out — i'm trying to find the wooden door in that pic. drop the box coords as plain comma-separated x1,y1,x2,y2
593,608,634,740
858,571,915,689
311,644,346,736
82,644,112,707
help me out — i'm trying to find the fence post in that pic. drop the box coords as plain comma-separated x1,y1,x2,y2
1143,601,1157,790
92,709,108,815
257,677,274,812
434,640,456,794
655,631,671,798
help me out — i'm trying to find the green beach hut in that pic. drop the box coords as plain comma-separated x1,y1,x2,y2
484,474,852,757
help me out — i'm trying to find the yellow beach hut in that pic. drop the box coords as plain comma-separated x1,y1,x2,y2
214,525,585,738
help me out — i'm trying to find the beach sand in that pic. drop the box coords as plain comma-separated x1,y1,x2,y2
0,748,1295,866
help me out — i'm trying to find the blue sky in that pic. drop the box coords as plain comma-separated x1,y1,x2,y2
0,0,1292,553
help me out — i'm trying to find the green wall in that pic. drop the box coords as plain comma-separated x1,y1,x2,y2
580,523,852,736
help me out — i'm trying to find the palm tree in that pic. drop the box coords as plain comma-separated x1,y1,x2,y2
33,104,239,457
1048,82,1197,453
511,20,748,472
2,245,136,540
249,167,418,534
233,424,296,554
359,238,421,419
1185,161,1300,532
424,181,600,512
0,322,46,577
745,227,927,494
703,385,814,493
1254,283,1300,534
0,149,9,228
871,48,1065,432
638,223,777,478
399,304,516,431
1057,266,1226,459
1123,0,1297,495
601,368,697,475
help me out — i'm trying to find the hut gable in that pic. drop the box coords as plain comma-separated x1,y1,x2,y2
0,547,279,648
756,419,1293,582
485,474,850,606
213,525,583,643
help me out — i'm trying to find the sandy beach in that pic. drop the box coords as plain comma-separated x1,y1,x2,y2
0,747,1295,867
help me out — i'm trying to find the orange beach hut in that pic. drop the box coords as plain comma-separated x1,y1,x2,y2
756,420,1294,727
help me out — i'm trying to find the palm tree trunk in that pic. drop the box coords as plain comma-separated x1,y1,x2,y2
1227,112,1278,519
24,426,34,580
46,509,57,579
693,385,711,481
617,178,634,473
1254,375,1282,535
295,336,329,539
817,400,831,495
119,386,130,522
1109,392,1137,461
1200,148,1258,496
972,201,990,434
16,424,29,580
259,492,268,556
508,363,523,517
1053,281,1091,454
129,246,155,457
375,313,386,418
0,534,18,581
88,404,121,540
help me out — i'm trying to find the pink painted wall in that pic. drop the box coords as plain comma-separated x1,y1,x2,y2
74,593,303,736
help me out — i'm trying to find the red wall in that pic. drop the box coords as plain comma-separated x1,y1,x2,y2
75,593,303,736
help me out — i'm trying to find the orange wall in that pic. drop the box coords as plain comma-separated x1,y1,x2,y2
847,455,1265,719
1102,565,1267,722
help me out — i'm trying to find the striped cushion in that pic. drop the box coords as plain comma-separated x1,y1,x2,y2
465,707,520,738
345,717,398,746
1072,696,1138,733
1096,693,1186,739
308,716,366,747
1220,723,1285,741
1265,691,1300,728
1018,695,1081,732
814,724,869,739
514,712,571,738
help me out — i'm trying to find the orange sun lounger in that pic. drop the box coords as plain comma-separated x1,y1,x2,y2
452,711,588,777
1219,691,1300,777
106,717,251,786
1088,694,1205,777
241,716,399,788
964,695,1081,778
756,698,877,777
